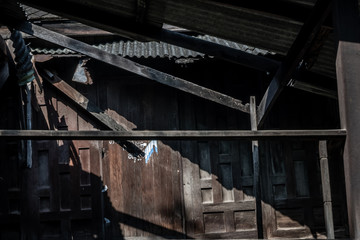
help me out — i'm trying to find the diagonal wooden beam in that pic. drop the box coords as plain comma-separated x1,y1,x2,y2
38,68,143,156
257,0,332,128
14,21,250,113
40,69,130,132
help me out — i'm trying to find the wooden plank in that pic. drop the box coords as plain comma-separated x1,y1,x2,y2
179,95,203,235
318,140,334,239
257,0,332,128
0,129,346,140
250,96,263,238
16,22,250,113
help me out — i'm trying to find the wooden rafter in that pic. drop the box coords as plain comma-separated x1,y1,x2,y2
256,0,332,128
0,129,346,140
14,22,250,113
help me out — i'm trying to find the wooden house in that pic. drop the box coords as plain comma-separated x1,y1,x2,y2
0,0,358,239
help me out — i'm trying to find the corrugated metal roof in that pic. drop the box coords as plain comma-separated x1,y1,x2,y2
30,36,271,58
22,4,61,21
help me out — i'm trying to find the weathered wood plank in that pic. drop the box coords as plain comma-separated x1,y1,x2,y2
0,129,346,140
15,22,250,113
250,96,263,238
257,0,332,127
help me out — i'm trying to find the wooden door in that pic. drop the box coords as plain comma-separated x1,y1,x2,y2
180,97,258,238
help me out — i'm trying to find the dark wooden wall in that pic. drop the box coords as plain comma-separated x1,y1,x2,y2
0,80,22,239
0,56,348,239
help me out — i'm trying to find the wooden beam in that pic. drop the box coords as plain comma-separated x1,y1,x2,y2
0,129,346,140
250,96,263,238
257,0,332,127
14,22,250,113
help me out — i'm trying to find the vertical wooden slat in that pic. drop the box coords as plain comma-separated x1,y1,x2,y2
250,96,263,238
319,140,334,239
180,95,204,235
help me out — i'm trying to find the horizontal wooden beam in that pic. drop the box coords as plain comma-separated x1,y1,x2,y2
257,0,332,127
14,22,249,113
0,129,346,140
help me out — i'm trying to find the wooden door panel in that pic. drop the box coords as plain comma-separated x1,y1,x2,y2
181,100,258,238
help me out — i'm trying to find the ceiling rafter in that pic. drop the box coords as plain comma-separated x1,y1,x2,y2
256,0,333,128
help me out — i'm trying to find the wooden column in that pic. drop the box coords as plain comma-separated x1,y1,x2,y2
334,0,360,238
318,140,334,239
250,96,263,238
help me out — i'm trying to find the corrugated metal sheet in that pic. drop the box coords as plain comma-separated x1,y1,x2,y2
22,4,61,20
30,36,271,58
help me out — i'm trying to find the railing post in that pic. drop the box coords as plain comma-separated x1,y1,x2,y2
319,140,335,239
250,96,263,238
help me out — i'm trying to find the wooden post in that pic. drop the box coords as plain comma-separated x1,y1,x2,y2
250,96,263,238
318,140,334,239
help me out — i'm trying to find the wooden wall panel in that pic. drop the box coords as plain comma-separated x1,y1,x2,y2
101,77,184,239
0,82,22,240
